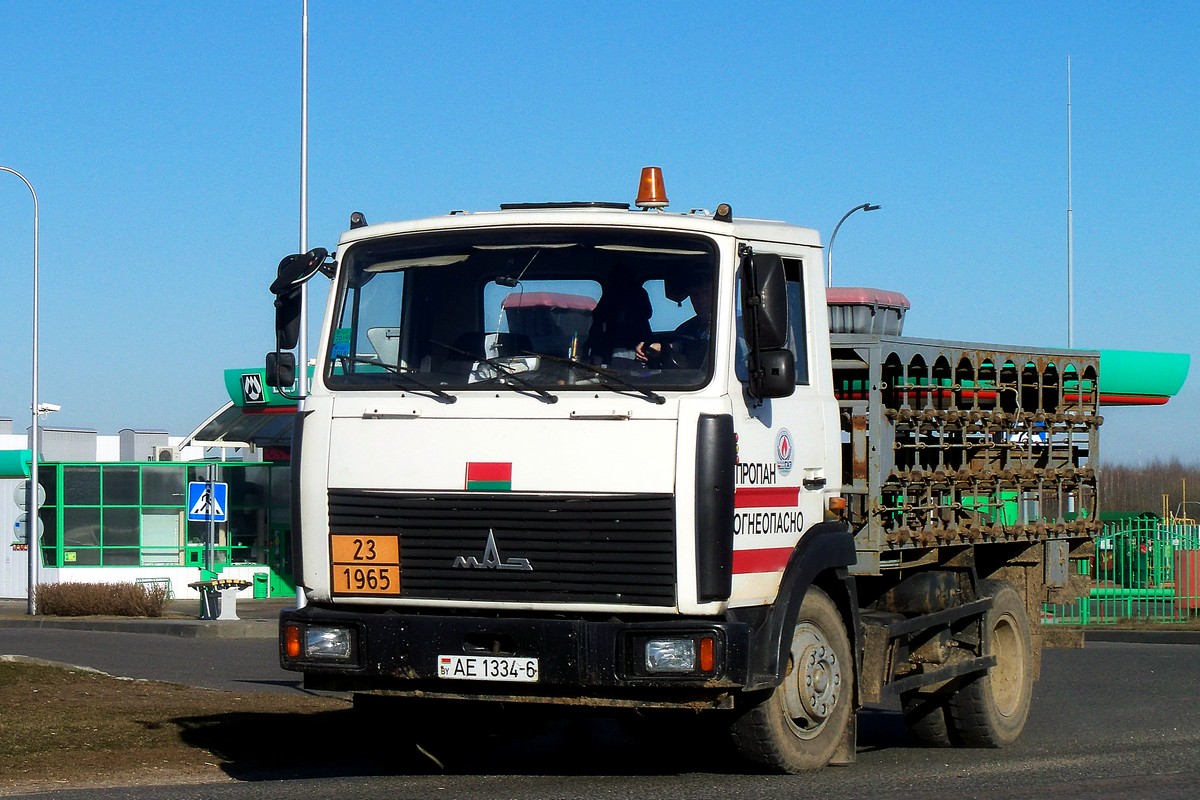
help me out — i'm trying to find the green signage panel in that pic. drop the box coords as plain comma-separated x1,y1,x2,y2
0,449,31,479
223,368,306,408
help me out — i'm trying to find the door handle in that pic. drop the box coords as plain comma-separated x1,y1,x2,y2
802,477,827,490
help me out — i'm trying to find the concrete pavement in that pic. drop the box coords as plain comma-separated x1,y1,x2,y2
0,596,293,639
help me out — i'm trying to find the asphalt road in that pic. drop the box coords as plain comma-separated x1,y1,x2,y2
0,625,299,695
2,621,1198,800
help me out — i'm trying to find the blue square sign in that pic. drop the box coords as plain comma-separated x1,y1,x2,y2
187,481,228,522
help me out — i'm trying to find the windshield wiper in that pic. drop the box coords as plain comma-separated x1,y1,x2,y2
470,359,559,404
428,339,558,404
530,352,666,405
334,355,457,404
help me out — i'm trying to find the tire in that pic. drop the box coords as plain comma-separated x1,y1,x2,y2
730,586,853,773
901,690,954,747
947,579,1033,747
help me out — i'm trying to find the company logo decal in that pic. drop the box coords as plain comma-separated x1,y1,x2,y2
241,373,266,404
452,529,533,571
775,428,794,475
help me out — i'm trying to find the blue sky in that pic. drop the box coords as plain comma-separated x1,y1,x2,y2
0,2,1197,464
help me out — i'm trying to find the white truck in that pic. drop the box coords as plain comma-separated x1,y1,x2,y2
269,168,1104,772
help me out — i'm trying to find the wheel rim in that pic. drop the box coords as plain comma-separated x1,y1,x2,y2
989,611,1024,717
781,621,842,739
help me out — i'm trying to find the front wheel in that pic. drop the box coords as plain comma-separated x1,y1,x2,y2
947,579,1034,747
730,586,853,773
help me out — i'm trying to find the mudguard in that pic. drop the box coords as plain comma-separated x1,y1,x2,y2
730,521,858,691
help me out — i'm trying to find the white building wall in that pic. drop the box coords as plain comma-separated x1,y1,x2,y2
0,478,29,600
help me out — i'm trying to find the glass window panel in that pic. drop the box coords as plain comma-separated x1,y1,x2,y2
103,507,140,547
63,508,100,547
64,548,100,566
142,510,182,566
187,521,224,545
102,548,140,566
142,548,182,566
143,467,186,506
37,508,57,548
102,467,140,505
63,466,101,505
242,467,270,508
189,466,222,484
269,467,291,509
38,469,57,506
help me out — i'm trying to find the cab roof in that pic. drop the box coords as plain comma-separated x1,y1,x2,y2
337,204,823,251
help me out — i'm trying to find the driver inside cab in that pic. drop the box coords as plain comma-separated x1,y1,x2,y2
635,274,713,367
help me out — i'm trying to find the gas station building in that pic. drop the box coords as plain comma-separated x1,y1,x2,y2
0,369,296,601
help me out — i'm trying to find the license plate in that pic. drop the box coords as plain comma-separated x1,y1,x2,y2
438,654,540,683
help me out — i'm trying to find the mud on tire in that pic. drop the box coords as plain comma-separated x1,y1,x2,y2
729,585,853,773
946,579,1034,747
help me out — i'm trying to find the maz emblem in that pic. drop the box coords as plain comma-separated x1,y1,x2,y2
452,529,533,571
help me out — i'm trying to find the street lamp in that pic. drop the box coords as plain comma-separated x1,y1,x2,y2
0,165,39,615
826,202,881,287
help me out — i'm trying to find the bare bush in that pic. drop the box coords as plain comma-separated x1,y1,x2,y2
35,581,169,617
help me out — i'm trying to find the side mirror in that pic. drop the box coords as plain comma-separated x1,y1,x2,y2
751,348,796,398
270,247,331,352
274,289,302,351
741,248,796,400
742,252,789,350
270,248,331,295
265,351,296,389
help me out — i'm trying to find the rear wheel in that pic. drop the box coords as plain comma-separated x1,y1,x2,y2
730,586,853,773
947,579,1033,746
901,690,954,746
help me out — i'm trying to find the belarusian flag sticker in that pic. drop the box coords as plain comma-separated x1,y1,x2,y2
465,462,512,491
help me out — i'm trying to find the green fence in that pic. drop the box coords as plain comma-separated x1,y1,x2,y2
1043,518,1200,625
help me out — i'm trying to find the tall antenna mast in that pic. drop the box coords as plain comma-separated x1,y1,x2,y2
1066,54,1075,348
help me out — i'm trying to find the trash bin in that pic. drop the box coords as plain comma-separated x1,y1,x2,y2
253,572,269,599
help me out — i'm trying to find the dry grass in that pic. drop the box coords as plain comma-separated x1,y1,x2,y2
0,659,354,796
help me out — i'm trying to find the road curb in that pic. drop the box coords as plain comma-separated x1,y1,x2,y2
0,617,279,639
1083,629,1200,646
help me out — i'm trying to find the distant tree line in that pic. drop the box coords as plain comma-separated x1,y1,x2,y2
1100,458,1200,517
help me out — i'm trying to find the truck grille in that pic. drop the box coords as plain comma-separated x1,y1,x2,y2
327,490,677,605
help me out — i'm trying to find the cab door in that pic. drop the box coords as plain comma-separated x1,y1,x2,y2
729,249,836,605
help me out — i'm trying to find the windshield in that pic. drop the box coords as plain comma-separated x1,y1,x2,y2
323,226,718,397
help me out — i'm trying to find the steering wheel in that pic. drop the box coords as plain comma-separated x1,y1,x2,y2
646,333,705,369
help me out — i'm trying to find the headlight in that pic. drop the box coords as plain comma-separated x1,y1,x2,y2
645,637,698,672
304,625,354,660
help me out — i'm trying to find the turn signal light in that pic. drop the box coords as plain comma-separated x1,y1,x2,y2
636,166,669,209
283,623,302,659
698,635,715,673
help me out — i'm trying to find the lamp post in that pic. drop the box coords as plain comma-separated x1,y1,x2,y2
826,202,881,287
0,165,39,615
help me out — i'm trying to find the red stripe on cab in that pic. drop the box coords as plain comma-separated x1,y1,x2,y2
732,547,793,574
734,486,800,508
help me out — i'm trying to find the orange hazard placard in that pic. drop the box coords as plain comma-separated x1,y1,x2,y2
330,534,401,596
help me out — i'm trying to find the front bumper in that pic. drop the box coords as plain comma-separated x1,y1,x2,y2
280,604,752,709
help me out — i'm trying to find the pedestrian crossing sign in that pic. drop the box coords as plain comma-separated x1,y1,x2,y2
187,481,228,522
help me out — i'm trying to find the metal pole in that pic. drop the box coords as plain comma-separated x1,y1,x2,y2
1066,54,1075,348
0,166,39,615
298,0,310,397
296,0,310,610
206,463,216,573
826,202,881,287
